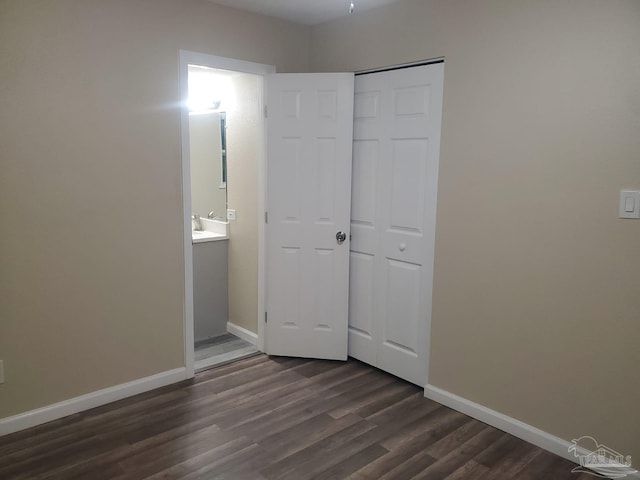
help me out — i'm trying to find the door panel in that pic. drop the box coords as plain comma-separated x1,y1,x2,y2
349,63,444,386
266,73,354,360
347,250,376,364
351,140,378,226
389,139,428,233
379,258,422,382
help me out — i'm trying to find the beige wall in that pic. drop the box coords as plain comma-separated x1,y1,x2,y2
189,112,227,219
0,0,308,418
2,0,638,464
311,0,640,463
226,74,262,333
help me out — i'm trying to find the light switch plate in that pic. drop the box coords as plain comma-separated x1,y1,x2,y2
227,209,237,221
619,191,640,219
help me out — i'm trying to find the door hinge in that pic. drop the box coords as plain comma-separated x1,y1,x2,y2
264,311,268,323
265,211,268,224
264,105,268,118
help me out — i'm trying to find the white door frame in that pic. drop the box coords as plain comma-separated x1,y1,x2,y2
179,50,275,377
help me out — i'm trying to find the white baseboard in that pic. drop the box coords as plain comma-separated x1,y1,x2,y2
0,367,187,437
424,384,640,479
227,321,258,346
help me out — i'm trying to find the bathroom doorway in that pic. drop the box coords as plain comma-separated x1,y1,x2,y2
179,51,274,375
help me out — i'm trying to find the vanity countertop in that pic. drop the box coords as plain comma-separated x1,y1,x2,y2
192,230,228,244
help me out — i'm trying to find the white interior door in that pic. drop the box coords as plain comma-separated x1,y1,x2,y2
265,73,354,360
349,63,444,385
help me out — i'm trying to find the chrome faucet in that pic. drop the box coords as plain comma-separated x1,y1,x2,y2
208,210,224,221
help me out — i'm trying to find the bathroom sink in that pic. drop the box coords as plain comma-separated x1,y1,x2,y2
192,230,227,243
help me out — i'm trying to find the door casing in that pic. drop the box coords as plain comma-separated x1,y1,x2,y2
179,50,275,377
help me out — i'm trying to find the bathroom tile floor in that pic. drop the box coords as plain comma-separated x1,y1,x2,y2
194,333,259,372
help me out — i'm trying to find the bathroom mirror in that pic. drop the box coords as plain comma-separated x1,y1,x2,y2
188,64,239,223
189,110,227,221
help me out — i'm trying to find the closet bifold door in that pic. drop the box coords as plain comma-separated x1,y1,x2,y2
349,62,444,386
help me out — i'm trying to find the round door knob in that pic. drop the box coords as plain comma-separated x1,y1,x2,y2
399,243,406,252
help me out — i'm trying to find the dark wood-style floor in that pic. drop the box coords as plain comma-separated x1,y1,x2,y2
1,355,590,480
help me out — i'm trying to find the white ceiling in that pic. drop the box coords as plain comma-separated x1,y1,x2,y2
208,0,401,26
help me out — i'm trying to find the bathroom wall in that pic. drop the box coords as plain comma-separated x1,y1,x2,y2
189,112,226,219
226,73,262,334
0,0,309,420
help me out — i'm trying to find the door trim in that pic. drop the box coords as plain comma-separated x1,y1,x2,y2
178,50,275,377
